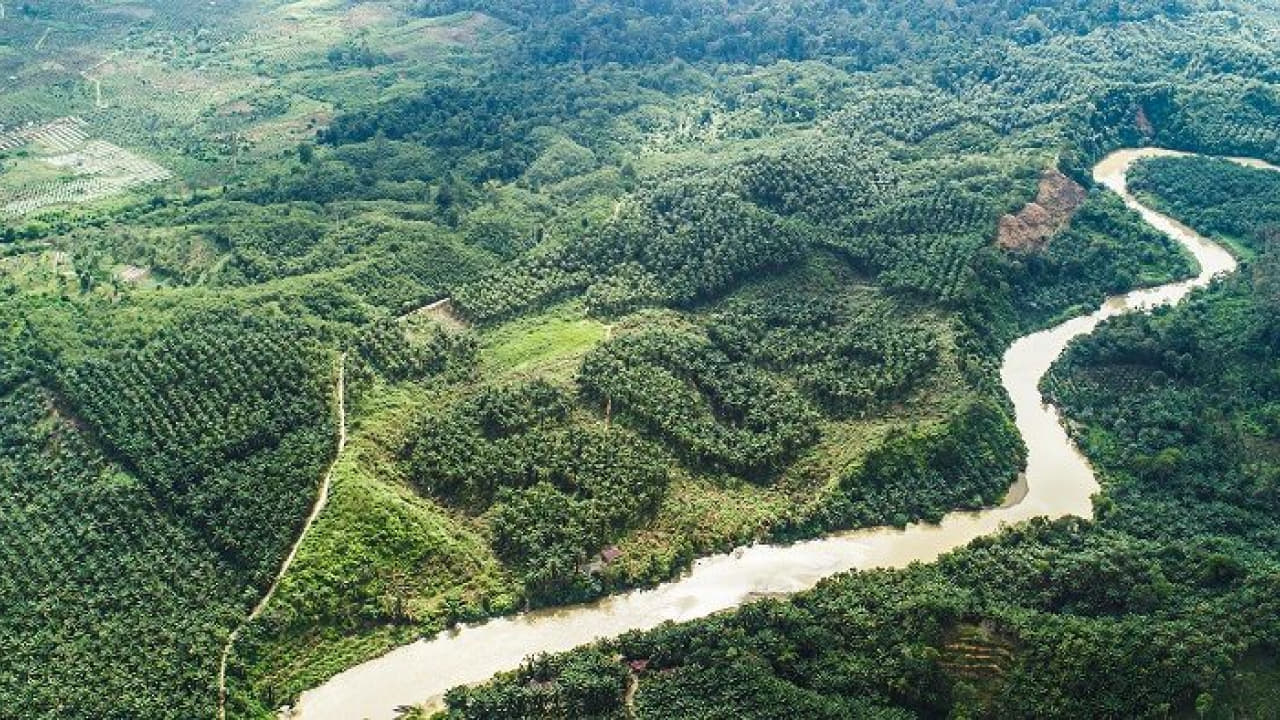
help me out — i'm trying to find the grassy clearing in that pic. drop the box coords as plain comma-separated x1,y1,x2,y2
0,152,74,192
478,302,608,381
0,249,77,294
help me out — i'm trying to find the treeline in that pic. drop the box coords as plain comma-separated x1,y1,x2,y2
11,0,1280,716
189,0,1280,335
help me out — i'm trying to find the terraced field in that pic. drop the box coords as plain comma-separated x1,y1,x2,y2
0,117,172,218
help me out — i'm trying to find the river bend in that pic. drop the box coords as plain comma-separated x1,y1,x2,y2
292,149,1257,720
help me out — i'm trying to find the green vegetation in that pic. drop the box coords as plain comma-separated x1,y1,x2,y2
1001,192,1195,327
706,294,940,418
477,305,608,381
408,381,670,600
1129,155,1280,256
0,305,337,717
230,450,514,713
4,0,1280,718
580,329,820,480
440,142,1280,720
0,379,239,719
833,400,1024,527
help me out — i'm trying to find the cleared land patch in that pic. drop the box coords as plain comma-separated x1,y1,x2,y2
0,117,172,218
996,168,1087,251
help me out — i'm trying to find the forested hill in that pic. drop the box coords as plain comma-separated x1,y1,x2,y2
327,0,1280,172
414,0,1199,67
3,1,1280,718
1129,155,1280,256
437,147,1280,720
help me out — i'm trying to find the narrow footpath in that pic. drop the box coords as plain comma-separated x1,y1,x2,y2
217,353,347,720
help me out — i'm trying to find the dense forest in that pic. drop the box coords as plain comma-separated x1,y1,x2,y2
3,0,1280,717
1129,155,1280,255
439,161,1280,720
0,308,339,716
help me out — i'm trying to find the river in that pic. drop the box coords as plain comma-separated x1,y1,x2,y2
291,149,1254,720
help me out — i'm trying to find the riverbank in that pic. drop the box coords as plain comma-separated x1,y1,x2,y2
290,149,1243,720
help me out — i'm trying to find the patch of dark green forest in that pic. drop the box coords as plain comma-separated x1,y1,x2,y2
1129,155,1280,256
0,311,338,717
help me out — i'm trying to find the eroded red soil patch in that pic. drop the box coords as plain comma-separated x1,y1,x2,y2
996,168,1086,252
